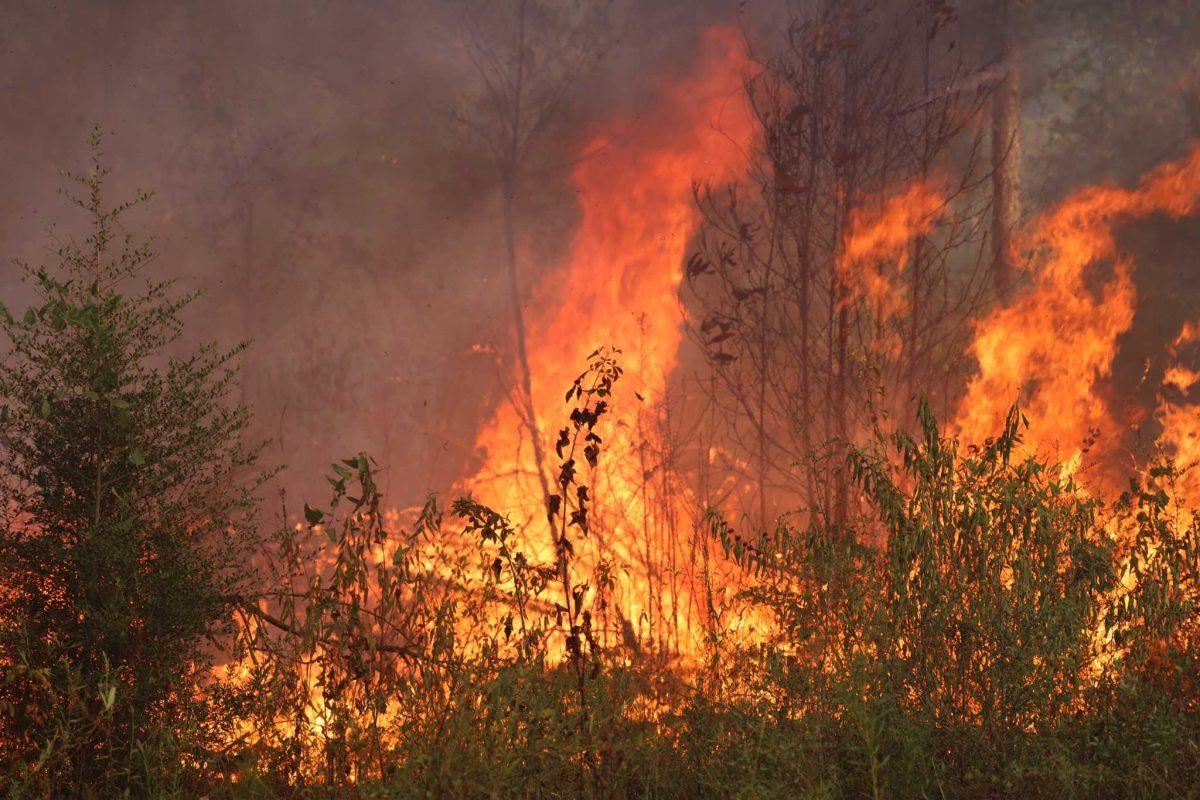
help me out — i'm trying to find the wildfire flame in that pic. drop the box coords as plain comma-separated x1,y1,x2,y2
206,28,1200,768
466,27,756,654
838,179,946,324
955,143,1200,485
468,30,1200,656
1157,320,1200,518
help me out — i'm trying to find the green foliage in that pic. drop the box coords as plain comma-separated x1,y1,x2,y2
218,375,1199,799
702,399,1200,799
1108,463,1200,685
228,348,627,796
0,129,267,798
230,453,456,790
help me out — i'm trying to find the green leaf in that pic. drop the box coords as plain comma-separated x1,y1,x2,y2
128,447,146,466
304,504,324,526
23,307,36,325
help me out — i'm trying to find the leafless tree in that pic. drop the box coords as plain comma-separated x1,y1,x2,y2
446,0,611,521
685,0,995,529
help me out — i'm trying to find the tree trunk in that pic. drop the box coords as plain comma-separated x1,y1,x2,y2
501,176,555,537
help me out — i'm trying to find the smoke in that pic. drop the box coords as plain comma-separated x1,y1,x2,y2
0,0,1196,507
0,0,737,504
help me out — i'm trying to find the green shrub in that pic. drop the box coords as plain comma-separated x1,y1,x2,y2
0,130,267,798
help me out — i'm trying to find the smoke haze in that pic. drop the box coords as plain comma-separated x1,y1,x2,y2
0,0,1195,505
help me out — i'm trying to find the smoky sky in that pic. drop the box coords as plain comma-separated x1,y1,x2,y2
0,0,741,502
1,0,1196,506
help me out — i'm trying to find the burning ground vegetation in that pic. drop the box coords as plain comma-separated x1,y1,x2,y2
3,6,1200,800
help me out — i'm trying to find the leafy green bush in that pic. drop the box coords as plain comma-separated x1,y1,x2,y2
703,400,1200,798
0,130,267,798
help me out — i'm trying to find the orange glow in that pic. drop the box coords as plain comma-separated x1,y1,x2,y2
1157,320,1200,517
838,180,946,323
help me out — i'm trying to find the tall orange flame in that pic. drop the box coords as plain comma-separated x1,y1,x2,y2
1158,320,1200,513
955,143,1200,483
467,27,1200,657
467,27,755,651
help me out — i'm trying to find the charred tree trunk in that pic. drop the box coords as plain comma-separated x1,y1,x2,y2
239,199,255,408
908,6,934,388
798,40,824,512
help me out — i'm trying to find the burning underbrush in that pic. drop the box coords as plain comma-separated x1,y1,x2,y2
201,360,1200,798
